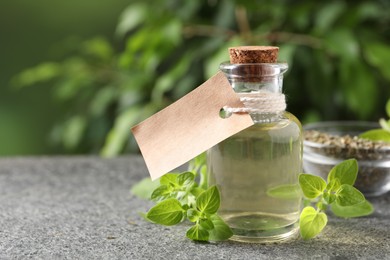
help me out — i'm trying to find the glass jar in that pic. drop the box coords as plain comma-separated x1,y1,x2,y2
207,62,303,243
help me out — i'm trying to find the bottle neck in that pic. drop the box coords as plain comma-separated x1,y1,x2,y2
219,62,288,94
220,62,288,120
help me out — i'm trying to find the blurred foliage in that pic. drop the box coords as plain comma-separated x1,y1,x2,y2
12,0,390,156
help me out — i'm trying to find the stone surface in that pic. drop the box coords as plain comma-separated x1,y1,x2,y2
0,156,389,259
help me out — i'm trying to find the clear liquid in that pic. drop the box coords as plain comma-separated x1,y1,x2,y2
207,112,302,243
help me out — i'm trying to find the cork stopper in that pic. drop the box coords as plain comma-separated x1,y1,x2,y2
229,46,279,64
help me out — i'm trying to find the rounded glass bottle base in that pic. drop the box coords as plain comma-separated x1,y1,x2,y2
223,212,299,243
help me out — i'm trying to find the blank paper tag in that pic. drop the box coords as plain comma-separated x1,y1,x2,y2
131,72,254,180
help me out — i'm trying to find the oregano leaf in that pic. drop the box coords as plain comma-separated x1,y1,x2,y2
186,224,209,241
208,214,233,241
299,206,328,240
331,200,374,218
360,129,390,142
327,159,358,185
177,171,195,186
336,184,365,206
299,174,326,199
199,219,214,230
146,198,184,226
160,173,179,187
197,186,220,214
150,185,170,201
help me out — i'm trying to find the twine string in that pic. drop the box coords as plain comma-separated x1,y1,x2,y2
224,92,286,114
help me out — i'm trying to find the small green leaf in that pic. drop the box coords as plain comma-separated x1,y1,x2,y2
186,224,209,241
299,206,328,240
299,174,326,199
160,173,179,187
150,185,170,201
62,116,87,149
360,129,390,142
266,184,301,199
199,219,214,230
208,214,233,241
146,198,184,226
386,99,390,118
327,159,358,185
177,172,195,187
326,178,341,192
331,200,374,218
336,184,365,206
130,177,160,200
197,186,220,214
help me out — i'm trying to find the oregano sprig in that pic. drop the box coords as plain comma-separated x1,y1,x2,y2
144,154,233,242
298,159,373,240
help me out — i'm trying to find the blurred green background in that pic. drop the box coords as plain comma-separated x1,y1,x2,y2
1,0,389,157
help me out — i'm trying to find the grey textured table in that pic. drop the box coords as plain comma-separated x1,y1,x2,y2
0,156,389,259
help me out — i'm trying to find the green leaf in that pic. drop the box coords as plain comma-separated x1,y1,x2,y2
331,200,374,218
101,106,141,157
364,42,390,81
196,186,220,214
336,184,365,206
130,177,160,200
82,37,113,61
299,206,328,240
326,29,358,61
116,3,147,37
314,2,346,34
90,87,118,117
11,62,61,88
160,173,179,186
327,159,358,186
146,198,184,226
360,129,390,142
266,184,301,199
177,172,195,187
62,116,87,150
186,224,209,241
386,99,390,118
208,214,233,241
326,178,341,192
150,185,170,201
299,174,326,199
199,219,214,230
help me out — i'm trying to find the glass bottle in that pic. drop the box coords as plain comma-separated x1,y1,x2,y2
207,61,303,243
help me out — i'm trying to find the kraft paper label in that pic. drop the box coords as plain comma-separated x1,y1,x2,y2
131,72,254,180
